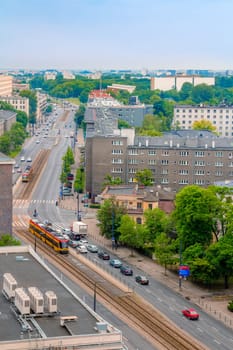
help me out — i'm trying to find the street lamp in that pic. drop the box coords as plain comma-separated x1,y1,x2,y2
77,193,81,221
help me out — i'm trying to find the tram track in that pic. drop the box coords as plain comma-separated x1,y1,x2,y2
14,149,51,200
14,227,209,350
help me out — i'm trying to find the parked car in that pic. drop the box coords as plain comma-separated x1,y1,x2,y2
68,240,78,248
63,181,72,188
98,251,110,260
182,308,199,320
120,265,133,276
79,239,88,245
63,192,73,196
17,167,22,173
67,173,74,181
135,275,149,285
62,228,71,235
76,245,88,254
87,244,98,253
109,259,122,268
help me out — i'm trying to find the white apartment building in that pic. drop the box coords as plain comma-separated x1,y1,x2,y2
44,72,57,80
0,75,13,96
62,71,75,79
151,76,215,91
0,96,29,116
173,105,233,137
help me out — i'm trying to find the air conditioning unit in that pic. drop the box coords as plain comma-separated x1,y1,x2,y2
14,288,30,315
3,273,17,299
45,291,57,313
28,287,44,314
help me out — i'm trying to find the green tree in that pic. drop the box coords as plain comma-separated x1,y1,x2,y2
154,233,176,275
144,208,170,244
191,84,214,103
118,215,143,255
173,185,218,249
74,167,85,193
97,197,126,240
118,119,131,128
102,174,123,188
16,111,28,128
135,169,153,186
192,119,216,132
0,234,21,246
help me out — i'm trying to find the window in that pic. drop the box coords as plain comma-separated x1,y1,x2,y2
112,158,123,164
112,140,123,146
161,169,168,174
194,170,205,175
179,179,189,184
215,151,223,157
195,160,205,166
180,151,189,156
128,168,136,173
194,179,205,185
112,149,123,154
179,160,189,165
148,159,156,165
162,151,169,156
128,149,138,155
148,204,153,210
179,169,189,175
148,150,156,155
161,159,169,165
195,151,205,157
215,171,223,176
215,161,224,167
137,202,142,209
136,217,142,224
128,159,139,164
161,178,169,184
112,167,123,173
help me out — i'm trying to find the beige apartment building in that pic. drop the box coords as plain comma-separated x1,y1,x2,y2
173,104,233,137
36,90,47,123
150,76,215,91
0,75,13,96
0,96,29,116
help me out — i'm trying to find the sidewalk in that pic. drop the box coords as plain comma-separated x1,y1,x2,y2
59,195,233,330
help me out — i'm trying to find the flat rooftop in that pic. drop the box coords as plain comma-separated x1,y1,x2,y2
0,246,123,350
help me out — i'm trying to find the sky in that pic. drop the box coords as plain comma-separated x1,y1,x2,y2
1,0,233,71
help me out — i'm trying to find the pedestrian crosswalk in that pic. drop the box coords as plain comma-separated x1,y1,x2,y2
13,199,56,208
13,215,31,228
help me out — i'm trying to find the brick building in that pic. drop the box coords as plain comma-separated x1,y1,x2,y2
0,153,14,235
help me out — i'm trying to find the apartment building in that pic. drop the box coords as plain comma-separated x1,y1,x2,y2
36,90,47,123
85,129,233,198
150,76,215,91
44,72,56,80
0,96,29,116
107,83,136,94
0,110,17,136
0,153,14,235
0,75,13,96
173,104,233,137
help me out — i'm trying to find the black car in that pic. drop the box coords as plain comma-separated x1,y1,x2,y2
98,251,110,260
120,265,133,276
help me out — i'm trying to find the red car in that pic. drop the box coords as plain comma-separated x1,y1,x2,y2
182,308,199,320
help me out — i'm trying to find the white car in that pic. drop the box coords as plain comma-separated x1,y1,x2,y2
79,239,88,245
20,156,25,162
76,245,87,253
26,157,32,162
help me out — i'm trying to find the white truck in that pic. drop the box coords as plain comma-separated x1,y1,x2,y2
71,221,88,238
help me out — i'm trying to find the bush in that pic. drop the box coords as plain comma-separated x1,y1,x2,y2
227,300,233,312
89,203,100,209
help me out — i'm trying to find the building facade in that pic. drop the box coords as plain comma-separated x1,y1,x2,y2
0,110,17,136
0,96,29,116
36,91,47,123
150,76,215,91
0,75,13,96
0,153,14,235
173,104,233,137
85,129,233,197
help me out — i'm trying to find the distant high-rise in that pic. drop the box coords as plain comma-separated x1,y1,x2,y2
0,75,13,96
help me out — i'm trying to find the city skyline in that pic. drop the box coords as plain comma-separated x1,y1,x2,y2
1,0,233,71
